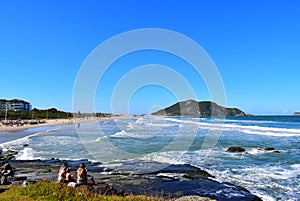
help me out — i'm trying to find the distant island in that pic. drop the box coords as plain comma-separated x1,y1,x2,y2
151,100,246,116
294,112,300,116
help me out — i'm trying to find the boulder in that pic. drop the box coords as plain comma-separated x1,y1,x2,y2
227,147,246,153
264,147,275,151
6,149,19,155
264,148,280,153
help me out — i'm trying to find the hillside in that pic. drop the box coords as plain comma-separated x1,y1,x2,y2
151,100,246,116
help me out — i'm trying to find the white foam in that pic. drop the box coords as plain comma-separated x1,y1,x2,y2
207,164,300,201
16,147,41,160
136,117,146,124
141,151,184,164
246,148,266,155
165,117,300,137
0,136,30,149
156,173,183,179
240,129,300,137
40,135,78,146
146,123,173,127
96,136,109,141
0,128,55,149
126,122,135,130
111,130,131,138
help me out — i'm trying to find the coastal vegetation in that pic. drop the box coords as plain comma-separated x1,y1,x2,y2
0,108,111,121
0,180,163,201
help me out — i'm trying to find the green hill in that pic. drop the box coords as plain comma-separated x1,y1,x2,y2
151,100,245,116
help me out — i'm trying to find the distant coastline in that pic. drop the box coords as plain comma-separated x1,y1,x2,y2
294,112,300,116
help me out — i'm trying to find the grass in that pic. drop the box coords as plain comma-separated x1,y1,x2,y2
0,181,162,201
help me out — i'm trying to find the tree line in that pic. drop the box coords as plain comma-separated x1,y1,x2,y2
0,108,111,120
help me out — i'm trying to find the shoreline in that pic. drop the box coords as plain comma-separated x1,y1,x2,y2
0,117,100,132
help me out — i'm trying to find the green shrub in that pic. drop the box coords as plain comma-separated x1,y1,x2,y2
0,180,162,201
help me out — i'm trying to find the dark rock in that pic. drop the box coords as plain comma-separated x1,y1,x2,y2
264,147,276,151
264,148,280,153
6,149,18,154
11,176,27,181
182,174,215,182
118,179,262,201
227,147,246,153
0,187,9,194
23,144,29,147
157,164,214,178
4,154,15,160
293,112,300,116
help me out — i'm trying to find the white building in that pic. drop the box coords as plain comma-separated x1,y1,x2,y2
0,99,32,111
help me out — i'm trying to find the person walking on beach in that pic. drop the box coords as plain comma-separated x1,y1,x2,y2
76,163,87,185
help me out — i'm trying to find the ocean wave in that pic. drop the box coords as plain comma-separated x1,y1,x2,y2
16,147,41,160
96,136,109,141
140,151,185,165
0,136,31,149
239,129,300,137
246,148,266,155
165,117,300,137
206,164,300,201
110,130,156,139
110,130,131,138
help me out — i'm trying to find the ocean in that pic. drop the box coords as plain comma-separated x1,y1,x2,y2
0,116,299,201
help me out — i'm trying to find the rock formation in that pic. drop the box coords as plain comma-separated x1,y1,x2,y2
151,100,246,116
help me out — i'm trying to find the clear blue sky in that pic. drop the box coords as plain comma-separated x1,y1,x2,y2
1,0,299,115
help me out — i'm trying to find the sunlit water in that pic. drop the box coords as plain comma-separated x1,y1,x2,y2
1,116,299,201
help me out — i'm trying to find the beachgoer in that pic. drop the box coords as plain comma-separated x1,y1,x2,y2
76,163,87,185
1,163,13,185
66,168,75,183
59,163,68,172
57,163,68,183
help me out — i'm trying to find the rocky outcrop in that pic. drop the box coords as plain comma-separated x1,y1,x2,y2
151,100,246,116
0,149,18,161
5,159,262,201
264,147,280,153
226,147,281,154
227,147,246,153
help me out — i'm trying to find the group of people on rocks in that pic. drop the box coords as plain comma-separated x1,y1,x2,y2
1,162,95,187
57,163,94,187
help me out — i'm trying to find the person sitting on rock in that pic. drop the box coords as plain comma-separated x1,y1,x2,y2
76,163,88,185
1,163,13,185
66,168,75,183
59,163,68,172
57,166,67,183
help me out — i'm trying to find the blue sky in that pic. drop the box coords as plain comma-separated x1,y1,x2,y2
0,0,299,115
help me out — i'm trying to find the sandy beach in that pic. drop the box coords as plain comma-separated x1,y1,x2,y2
0,118,99,132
